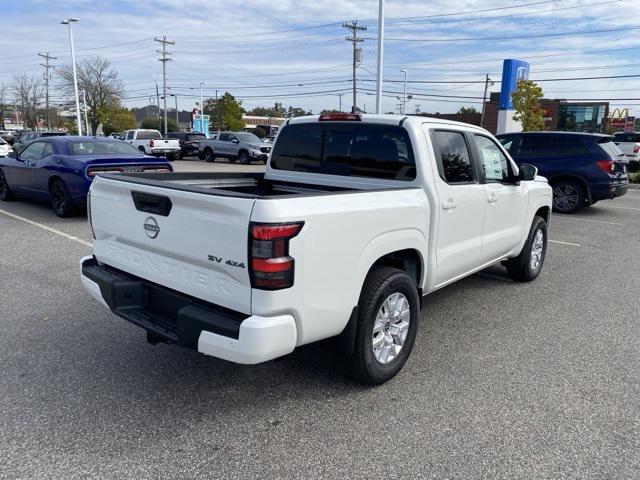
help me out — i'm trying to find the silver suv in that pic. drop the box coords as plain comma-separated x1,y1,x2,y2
198,131,272,164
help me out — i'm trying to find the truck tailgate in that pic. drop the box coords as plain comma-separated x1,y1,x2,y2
89,176,255,314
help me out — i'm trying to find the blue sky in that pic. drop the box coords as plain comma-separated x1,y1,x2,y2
1,0,639,115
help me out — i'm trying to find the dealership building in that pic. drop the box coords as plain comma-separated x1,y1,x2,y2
482,92,610,134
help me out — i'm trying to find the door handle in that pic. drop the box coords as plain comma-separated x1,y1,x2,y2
487,192,498,204
442,199,457,210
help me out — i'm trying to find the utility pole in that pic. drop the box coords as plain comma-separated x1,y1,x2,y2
401,69,408,115
155,81,161,130
343,21,366,113
154,36,174,135
481,74,492,128
337,92,344,112
375,0,385,114
174,94,179,127
38,52,57,129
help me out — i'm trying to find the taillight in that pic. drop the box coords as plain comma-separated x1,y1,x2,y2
150,139,155,148
249,222,303,290
142,166,172,173
318,113,361,121
87,166,124,177
595,160,615,173
634,144,640,153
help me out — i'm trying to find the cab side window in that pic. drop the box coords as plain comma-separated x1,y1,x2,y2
42,142,53,158
474,135,512,183
20,141,46,161
431,130,475,183
126,131,134,140
219,133,229,141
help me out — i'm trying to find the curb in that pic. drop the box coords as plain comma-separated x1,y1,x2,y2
628,184,640,190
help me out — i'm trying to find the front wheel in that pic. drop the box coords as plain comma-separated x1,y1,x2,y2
50,179,78,218
552,180,584,214
204,148,215,162
506,215,547,282
345,266,419,385
0,169,16,201
238,150,251,165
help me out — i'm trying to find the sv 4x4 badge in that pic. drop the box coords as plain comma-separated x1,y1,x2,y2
208,255,246,269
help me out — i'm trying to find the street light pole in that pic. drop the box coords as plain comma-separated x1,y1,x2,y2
174,94,179,127
401,69,407,115
82,90,89,134
375,0,385,114
61,18,82,136
199,82,204,113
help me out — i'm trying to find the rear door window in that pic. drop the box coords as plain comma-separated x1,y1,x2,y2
513,135,555,159
430,130,475,183
219,133,230,142
270,122,416,181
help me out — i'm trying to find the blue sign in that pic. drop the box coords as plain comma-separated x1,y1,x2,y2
499,59,530,110
192,114,210,138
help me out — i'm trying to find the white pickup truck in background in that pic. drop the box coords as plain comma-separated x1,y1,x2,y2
81,113,552,385
122,129,181,161
613,131,640,165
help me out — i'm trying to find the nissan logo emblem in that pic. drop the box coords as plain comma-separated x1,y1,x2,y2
144,217,160,239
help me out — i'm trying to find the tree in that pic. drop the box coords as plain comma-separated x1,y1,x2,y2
57,56,124,135
457,106,479,115
0,82,7,129
103,108,136,136
12,74,44,129
204,92,244,131
141,116,178,132
511,80,545,131
287,106,311,117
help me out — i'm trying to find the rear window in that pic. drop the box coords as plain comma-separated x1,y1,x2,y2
271,123,416,181
41,132,66,137
613,133,640,142
70,140,142,156
137,130,162,140
187,133,206,141
597,138,624,160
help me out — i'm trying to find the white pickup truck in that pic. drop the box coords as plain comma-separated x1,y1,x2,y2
613,131,640,164
80,114,552,385
123,129,181,161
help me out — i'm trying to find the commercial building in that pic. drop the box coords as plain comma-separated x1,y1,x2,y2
482,92,610,134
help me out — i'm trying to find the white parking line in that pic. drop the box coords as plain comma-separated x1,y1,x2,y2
554,215,624,226
604,205,640,212
0,208,93,248
549,239,581,247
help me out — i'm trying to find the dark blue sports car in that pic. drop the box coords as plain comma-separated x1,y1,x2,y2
0,136,172,217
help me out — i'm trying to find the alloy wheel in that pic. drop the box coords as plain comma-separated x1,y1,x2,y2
553,184,580,212
372,292,411,365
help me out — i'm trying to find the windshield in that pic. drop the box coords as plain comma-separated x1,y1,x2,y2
70,140,143,156
187,133,206,141
235,133,261,143
137,130,162,140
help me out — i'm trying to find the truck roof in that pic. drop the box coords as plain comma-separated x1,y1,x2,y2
286,113,488,132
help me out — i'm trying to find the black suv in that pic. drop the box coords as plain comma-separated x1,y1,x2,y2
165,131,206,159
13,131,67,153
497,132,628,213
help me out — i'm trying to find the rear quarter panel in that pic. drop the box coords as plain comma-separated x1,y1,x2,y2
250,188,429,346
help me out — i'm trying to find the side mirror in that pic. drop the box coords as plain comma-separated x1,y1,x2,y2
231,138,239,144
518,164,538,182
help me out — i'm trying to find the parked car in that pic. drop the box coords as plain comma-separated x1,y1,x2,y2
165,131,206,159
497,131,629,213
613,131,640,169
0,136,172,217
0,137,12,157
122,129,181,160
80,113,552,385
13,131,67,153
198,131,271,164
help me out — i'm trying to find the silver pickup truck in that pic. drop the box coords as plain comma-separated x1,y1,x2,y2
198,131,272,164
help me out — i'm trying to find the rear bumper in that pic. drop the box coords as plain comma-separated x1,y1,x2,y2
590,181,629,202
80,256,297,364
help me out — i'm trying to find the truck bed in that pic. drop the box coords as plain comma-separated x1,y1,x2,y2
100,172,361,199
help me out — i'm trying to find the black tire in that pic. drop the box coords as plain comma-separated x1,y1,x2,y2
552,180,584,214
204,148,215,163
238,150,250,165
506,215,547,282
346,266,420,385
50,179,78,218
138,146,146,153
0,169,16,201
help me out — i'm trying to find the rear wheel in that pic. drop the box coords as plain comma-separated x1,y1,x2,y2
204,148,215,162
506,215,547,282
50,179,78,218
0,169,16,201
552,180,584,214
345,266,419,385
238,150,251,165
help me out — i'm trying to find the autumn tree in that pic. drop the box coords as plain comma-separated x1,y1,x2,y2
511,80,545,131
103,108,136,136
204,92,245,131
57,56,124,135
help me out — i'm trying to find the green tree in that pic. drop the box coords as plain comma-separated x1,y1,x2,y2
511,80,545,131
457,106,479,115
253,127,266,138
204,92,245,131
103,108,136,136
141,117,179,132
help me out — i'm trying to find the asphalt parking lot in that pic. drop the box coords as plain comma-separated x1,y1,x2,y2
1,160,639,479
